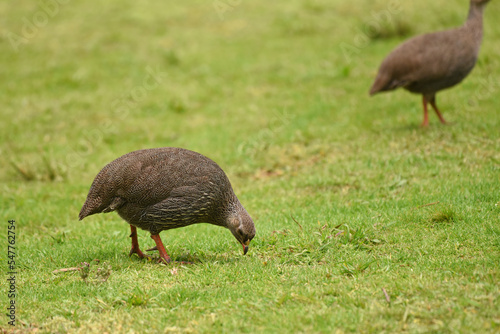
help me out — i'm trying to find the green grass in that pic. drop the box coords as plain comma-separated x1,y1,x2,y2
1,0,499,332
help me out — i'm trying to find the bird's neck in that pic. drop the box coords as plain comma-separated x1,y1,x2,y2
465,2,486,42
218,197,241,227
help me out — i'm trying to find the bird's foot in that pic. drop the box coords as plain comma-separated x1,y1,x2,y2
128,225,150,259
157,254,172,264
129,247,150,260
149,234,193,265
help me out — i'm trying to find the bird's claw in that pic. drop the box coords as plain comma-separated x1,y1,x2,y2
129,247,150,260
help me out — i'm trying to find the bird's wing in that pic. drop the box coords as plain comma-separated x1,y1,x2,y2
139,182,215,230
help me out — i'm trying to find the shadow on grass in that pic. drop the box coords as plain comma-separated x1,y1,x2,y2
85,248,245,268
389,120,457,133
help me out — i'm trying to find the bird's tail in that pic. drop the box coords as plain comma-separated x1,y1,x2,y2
79,196,101,220
79,193,124,220
369,74,387,96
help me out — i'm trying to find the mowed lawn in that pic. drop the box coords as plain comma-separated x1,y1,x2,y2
1,0,499,333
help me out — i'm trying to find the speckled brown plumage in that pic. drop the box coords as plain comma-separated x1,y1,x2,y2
370,0,491,126
79,147,256,263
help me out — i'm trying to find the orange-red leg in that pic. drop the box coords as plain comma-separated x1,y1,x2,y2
421,96,429,127
150,234,172,264
429,96,447,124
129,225,148,259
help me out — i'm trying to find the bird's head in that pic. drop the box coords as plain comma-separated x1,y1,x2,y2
227,205,256,255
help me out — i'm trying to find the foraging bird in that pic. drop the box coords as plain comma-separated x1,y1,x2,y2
79,147,256,263
369,0,491,126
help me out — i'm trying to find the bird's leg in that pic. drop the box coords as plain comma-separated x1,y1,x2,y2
421,95,430,127
150,234,172,264
429,95,447,124
129,225,148,259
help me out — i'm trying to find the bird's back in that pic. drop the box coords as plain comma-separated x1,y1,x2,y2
79,148,231,221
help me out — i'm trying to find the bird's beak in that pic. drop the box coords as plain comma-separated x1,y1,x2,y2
242,240,250,255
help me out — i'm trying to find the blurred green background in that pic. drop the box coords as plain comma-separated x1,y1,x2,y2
0,0,499,332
